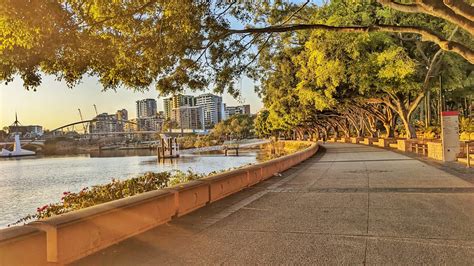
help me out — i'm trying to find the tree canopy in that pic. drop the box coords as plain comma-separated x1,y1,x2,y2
1,0,473,95
2,0,473,140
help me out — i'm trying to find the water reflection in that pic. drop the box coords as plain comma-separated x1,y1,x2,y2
0,149,262,228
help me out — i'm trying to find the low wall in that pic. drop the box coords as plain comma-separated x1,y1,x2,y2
351,137,363,144
357,138,445,161
377,138,397,148
396,139,413,152
0,226,47,266
427,142,443,161
362,137,378,145
0,141,318,265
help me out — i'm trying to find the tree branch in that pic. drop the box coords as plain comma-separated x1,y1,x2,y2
443,0,474,21
226,24,474,64
377,0,424,13
377,0,474,36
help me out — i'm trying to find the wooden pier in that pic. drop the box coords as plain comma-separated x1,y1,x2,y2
223,144,239,156
157,135,179,160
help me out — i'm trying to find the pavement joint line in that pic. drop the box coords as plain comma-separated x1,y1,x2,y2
214,228,474,247
363,161,370,266
314,158,416,163
268,187,474,193
199,158,316,229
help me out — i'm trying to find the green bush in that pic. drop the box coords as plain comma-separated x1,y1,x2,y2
13,170,204,225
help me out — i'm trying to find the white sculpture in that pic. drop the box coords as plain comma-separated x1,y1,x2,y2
0,134,36,157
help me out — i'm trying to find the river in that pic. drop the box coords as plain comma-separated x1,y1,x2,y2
0,149,262,228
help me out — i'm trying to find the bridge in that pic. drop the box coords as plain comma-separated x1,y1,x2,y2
74,142,474,265
48,119,140,135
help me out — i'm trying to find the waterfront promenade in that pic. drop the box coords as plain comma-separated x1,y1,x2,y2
75,143,474,265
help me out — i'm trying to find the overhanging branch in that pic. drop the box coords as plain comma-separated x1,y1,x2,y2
377,0,474,36
443,0,474,21
226,24,474,64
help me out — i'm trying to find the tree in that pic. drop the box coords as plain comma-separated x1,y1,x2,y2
211,114,255,140
284,1,473,138
254,110,272,138
1,0,473,95
253,1,472,140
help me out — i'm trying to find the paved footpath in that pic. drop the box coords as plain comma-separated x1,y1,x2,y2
75,143,474,265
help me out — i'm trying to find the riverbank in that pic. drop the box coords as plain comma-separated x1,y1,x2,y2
0,141,318,265
0,150,263,228
0,140,310,228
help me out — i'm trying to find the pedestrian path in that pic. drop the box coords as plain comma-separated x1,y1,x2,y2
75,143,474,265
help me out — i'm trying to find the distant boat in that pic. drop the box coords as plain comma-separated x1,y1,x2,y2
0,134,36,157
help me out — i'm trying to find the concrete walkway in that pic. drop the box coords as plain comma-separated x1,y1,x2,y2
75,143,474,265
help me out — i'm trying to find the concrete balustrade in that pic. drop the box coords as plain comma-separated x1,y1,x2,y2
336,137,345,143
350,137,363,144
202,169,250,202
30,189,176,264
260,160,281,180
0,226,47,266
396,139,413,152
377,138,398,148
168,181,210,217
427,141,443,161
358,138,446,161
362,137,378,145
243,165,263,186
0,142,318,265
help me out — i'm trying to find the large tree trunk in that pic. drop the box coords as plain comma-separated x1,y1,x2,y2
363,114,377,138
383,123,395,138
399,109,417,139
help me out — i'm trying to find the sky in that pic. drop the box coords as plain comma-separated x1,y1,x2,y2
0,0,324,130
0,75,262,130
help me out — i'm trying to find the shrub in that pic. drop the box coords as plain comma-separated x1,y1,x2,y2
13,170,203,225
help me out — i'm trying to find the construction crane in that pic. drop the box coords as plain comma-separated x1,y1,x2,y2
78,109,87,133
93,104,98,116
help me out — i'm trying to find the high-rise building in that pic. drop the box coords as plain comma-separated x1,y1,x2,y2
196,93,223,128
163,94,196,119
171,106,203,130
115,109,128,132
136,99,157,118
116,109,128,121
135,116,164,132
90,113,118,134
225,104,251,118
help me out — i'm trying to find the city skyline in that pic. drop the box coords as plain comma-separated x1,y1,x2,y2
0,74,263,130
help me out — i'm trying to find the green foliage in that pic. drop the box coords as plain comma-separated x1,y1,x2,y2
14,171,176,225
177,134,220,149
259,140,312,161
212,114,255,140
254,1,472,140
2,0,472,101
460,117,474,133
419,126,440,140
254,110,273,138
13,169,211,225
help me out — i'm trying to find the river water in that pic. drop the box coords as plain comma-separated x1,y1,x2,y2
0,149,262,228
